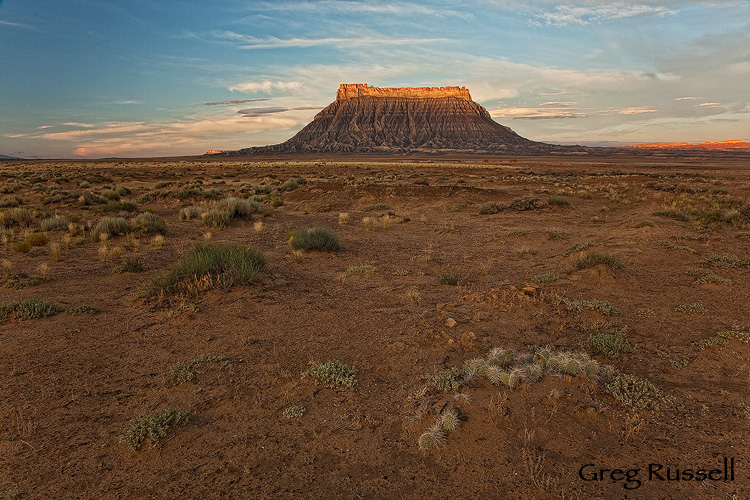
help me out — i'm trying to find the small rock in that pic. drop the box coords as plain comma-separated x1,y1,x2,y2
445,317,457,328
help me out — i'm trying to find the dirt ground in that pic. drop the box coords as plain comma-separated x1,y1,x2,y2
1,154,749,499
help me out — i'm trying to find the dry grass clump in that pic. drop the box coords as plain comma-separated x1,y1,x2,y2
304,360,357,388
338,212,350,225
552,295,620,316
179,206,202,221
25,232,48,247
283,405,307,419
119,409,194,451
532,273,562,284
201,197,258,228
143,243,265,299
0,207,34,228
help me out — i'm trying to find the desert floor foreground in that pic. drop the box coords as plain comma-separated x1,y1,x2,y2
1,154,749,499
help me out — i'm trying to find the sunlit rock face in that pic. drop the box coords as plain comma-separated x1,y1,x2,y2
233,84,563,154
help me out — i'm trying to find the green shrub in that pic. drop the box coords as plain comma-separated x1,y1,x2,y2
693,330,750,350
439,271,462,286
675,303,706,314
1,299,63,321
305,360,357,388
66,305,100,315
363,203,390,212
283,405,307,419
509,197,543,211
547,196,571,207
113,256,143,274
164,354,230,386
574,251,623,270
288,227,340,252
604,372,672,411
92,216,131,239
532,273,562,284
588,330,635,358
26,232,47,246
143,243,265,298
479,202,503,214
12,241,31,253
97,200,138,213
119,409,194,451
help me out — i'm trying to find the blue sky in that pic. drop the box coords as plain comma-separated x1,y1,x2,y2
1,0,748,158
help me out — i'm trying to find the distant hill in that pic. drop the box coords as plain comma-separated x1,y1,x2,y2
621,140,750,152
0,154,20,159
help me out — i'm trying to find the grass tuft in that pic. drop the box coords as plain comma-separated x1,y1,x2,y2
288,227,341,252
143,243,265,299
573,251,623,271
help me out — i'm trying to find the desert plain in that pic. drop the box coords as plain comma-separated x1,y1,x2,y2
1,153,749,499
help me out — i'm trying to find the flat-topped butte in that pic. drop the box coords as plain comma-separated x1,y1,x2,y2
336,83,472,101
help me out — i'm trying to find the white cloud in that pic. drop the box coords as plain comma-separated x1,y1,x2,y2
697,102,721,107
229,80,302,93
206,30,450,50
250,1,474,19
532,4,674,26
674,96,697,101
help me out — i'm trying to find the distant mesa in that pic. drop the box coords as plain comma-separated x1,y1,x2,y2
204,150,225,155
621,140,750,152
223,83,577,155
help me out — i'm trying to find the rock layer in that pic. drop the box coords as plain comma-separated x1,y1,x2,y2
232,84,565,154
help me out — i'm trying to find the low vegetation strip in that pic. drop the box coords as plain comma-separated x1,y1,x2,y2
119,409,194,451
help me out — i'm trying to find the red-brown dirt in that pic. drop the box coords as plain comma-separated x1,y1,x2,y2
1,154,749,499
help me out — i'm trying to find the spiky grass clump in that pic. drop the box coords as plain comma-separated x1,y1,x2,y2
305,360,357,388
532,273,562,284
91,216,131,240
143,243,265,299
573,251,624,271
588,330,635,358
417,427,446,450
119,409,194,451
288,227,341,252
439,409,460,432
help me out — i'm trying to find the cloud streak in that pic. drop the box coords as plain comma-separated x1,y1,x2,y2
206,30,451,50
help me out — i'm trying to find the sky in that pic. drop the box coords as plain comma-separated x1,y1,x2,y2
0,0,748,158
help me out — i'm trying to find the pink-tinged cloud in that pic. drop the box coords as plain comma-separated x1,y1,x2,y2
697,102,721,107
618,107,657,115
